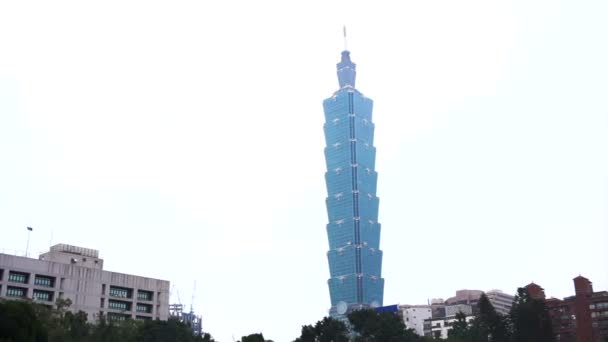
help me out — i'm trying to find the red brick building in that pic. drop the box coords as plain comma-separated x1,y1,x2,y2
527,276,608,342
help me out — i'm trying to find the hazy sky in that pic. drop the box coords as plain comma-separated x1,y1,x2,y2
1,1,607,341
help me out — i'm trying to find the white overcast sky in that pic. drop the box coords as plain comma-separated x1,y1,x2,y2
1,1,607,341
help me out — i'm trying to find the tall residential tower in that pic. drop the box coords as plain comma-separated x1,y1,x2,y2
323,49,384,316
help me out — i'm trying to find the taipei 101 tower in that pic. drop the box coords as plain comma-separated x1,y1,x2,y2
322,30,384,317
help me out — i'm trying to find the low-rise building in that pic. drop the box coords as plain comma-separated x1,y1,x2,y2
0,243,169,322
399,305,432,336
413,288,513,339
446,289,514,316
528,276,608,342
423,304,475,339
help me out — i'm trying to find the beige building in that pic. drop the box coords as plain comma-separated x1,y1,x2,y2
0,243,169,322
446,289,515,316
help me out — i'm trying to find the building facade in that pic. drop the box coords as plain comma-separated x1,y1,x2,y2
0,244,170,322
399,305,433,336
530,276,608,342
423,304,475,339
396,288,514,338
485,289,515,316
323,49,384,316
445,289,514,316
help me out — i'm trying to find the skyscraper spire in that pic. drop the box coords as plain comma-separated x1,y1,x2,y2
343,26,348,51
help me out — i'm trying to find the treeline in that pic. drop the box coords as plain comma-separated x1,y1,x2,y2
2,287,598,342
290,287,555,342
0,299,216,342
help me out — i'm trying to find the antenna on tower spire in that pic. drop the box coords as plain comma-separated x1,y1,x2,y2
343,25,347,51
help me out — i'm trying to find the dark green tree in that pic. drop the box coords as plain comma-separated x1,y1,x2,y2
58,311,91,342
293,316,349,342
88,316,132,342
448,311,472,342
347,309,421,342
135,318,203,342
510,287,554,342
469,293,509,342
201,332,217,342
240,333,273,342
0,300,211,342
0,300,48,342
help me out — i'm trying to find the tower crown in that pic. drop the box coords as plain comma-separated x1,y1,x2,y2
337,50,356,89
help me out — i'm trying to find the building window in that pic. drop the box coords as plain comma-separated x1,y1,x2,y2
108,299,131,311
136,303,152,313
596,302,608,310
137,290,153,301
6,286,27,298
8,271,29,284
136,315,152,320
34,275,55,287
109,286,132,299
33,290,54,302
107,312,129,322
102,284,106,295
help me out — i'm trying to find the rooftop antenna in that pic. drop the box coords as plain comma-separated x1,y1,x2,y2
190,280,196,313
343,25,348,51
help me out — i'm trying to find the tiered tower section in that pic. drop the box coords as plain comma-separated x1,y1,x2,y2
323,50,384,317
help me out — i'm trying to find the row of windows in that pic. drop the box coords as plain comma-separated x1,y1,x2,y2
34,275,55,287
108,300,131,311
8,271,28,284
6,286,27,297
4,271,57,288
136,303,152,313
107,313,129,321
591,302,608,310
109,286,132,298
591,311,608,318
33,290,53,302
137,290,153,301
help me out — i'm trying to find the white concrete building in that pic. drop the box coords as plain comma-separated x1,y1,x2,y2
0,243,170,322
485,289,515,316
399,304,432,336
424,304,475,339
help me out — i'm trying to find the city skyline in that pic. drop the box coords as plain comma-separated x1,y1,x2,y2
1,1,607,341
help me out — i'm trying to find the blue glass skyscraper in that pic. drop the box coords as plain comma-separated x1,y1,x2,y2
323,49,384,317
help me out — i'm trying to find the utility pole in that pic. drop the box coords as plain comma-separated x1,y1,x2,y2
25,226,33,257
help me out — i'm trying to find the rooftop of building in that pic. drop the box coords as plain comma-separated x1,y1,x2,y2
0,243,168,283
49,243,99,258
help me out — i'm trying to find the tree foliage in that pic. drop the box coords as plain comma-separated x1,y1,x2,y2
448,311,471,342
293,316,349,342
0,300,47,342
239,333,273,342
347,309,421,342
509,287,554,342
467,293,509,342
0,299,215,342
